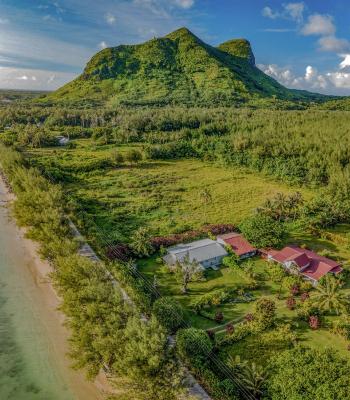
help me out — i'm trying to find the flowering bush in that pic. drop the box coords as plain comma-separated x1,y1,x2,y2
215,311,224,323
286,296,296,310
300,292,310,302
226,323,234,335
290,284,300,296
309,315,320,330
150,224,236,250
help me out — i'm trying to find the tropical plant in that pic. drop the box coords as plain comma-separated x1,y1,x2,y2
130,227,154,257
174,253,203,294
313,275,348,315
239,214,286,249
228,356,268,399
152,297,184,333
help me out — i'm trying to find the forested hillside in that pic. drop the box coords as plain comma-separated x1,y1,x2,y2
45,27,329,106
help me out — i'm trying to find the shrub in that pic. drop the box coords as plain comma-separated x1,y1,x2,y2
150,224,235,251
125,148,143,163
290,283,300,296
226,323,234,335
176,328,213,361
331,317,350,340
152,297,184,333
222,255,239,269
309,315,320,329
286,296,296,310
300,292,310,302
106,243,132,261
215,311,224,323
297,299,320,321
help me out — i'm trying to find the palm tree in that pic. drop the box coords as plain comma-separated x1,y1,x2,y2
313,275,348,315
130,227,153,257
228,356,268,399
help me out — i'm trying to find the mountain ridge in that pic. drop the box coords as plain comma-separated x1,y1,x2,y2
48,27,330,106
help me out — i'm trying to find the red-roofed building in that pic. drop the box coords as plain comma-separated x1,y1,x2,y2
217,233,257,259
267,245,342,284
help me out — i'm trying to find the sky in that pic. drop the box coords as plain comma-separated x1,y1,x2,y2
1,0,350,95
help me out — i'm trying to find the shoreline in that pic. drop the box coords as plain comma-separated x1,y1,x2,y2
0,173,111,400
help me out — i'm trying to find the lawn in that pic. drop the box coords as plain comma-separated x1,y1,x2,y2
139,256,294,330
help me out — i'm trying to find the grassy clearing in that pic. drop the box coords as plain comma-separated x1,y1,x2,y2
27,139,312,242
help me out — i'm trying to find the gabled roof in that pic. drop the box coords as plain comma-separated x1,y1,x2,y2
268,245,341,281
167,239,228,265
302,262,342,281
217,232,256,256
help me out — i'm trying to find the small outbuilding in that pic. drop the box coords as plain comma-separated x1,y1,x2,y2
217,232,257,259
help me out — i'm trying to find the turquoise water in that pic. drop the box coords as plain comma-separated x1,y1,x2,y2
0,187,76,399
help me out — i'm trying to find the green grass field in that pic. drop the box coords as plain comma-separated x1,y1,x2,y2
27,139,312,242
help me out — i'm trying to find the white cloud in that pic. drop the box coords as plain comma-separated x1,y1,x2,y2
15,75,37,81
99,41,108,49
318,36,350,53
105,13,116,25
339,54,350,69
258,61,350,94
301,14,335,36
0,67,76,90
262,6,280,19
262,3,304,22
173,0,194,9
326,71,350,89
305,65,316,81
284,2,304,23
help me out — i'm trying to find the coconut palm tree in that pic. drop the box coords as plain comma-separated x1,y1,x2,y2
228,356,268,399
313,275,348,315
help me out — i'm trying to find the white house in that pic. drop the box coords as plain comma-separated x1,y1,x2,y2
163,238,228,270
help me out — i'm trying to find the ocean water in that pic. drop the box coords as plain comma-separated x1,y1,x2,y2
0,190,75,399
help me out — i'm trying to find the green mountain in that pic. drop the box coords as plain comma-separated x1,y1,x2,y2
49,27,328,106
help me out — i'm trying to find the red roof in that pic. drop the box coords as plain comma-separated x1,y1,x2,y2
218,233,256,256
268,246,342,281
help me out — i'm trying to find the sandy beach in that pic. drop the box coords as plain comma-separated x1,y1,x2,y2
0,174,110,400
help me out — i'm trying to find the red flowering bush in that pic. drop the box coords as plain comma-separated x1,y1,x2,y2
215,311,224,323
226,323,234,335
300,292,310,302
244,313,254,322
150,224,236,251
309,315,320,330
201,224,236,235
290,284,300,296
286,296,296,310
